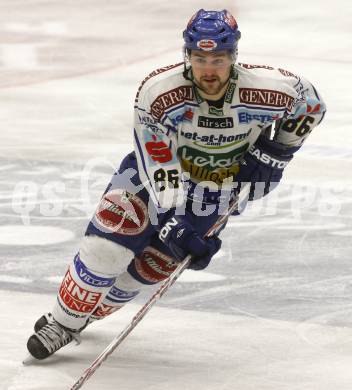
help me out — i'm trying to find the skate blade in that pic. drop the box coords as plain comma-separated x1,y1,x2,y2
22,354,37,365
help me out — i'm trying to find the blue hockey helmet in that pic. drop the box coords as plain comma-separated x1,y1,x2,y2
183,9,241,53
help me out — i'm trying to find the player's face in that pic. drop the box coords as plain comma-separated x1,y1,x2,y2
189,50,233,96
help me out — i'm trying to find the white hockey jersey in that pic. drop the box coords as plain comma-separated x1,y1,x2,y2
133,62,325,209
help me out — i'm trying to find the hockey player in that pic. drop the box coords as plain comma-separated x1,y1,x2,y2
26,9,326,360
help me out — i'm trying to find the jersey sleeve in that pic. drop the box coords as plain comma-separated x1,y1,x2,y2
272,72,326,150
133,85,185,210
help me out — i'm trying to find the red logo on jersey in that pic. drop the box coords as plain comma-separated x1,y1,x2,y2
145,135,172,163
239,88,295,110
95,189,149,235
134,246,177,283
150,86,194,120
183,109,194,121
239,63,274,70
307,103,321,113
59,270,102,313
278,68,299,80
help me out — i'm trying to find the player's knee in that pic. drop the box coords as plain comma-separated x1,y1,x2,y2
79,235,134,276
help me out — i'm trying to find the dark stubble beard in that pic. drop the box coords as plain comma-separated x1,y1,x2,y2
196,76,230,96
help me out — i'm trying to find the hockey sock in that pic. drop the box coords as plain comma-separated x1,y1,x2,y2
52,253,117,330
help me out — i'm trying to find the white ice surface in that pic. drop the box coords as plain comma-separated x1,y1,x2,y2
3,290,352,390
0,226,75,246
0,0,352,389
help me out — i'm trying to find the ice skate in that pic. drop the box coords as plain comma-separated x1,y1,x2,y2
34,312,53,332
25,313,80,361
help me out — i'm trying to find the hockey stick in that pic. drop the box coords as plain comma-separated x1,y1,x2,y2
69,184,250,390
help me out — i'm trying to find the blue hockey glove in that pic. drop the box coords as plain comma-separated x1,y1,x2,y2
158,213,221,271
235,135,295,201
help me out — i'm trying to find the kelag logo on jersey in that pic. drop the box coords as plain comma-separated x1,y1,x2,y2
238,110,280,124
179,145,248,169
178,144,249,184
198,116,234,128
